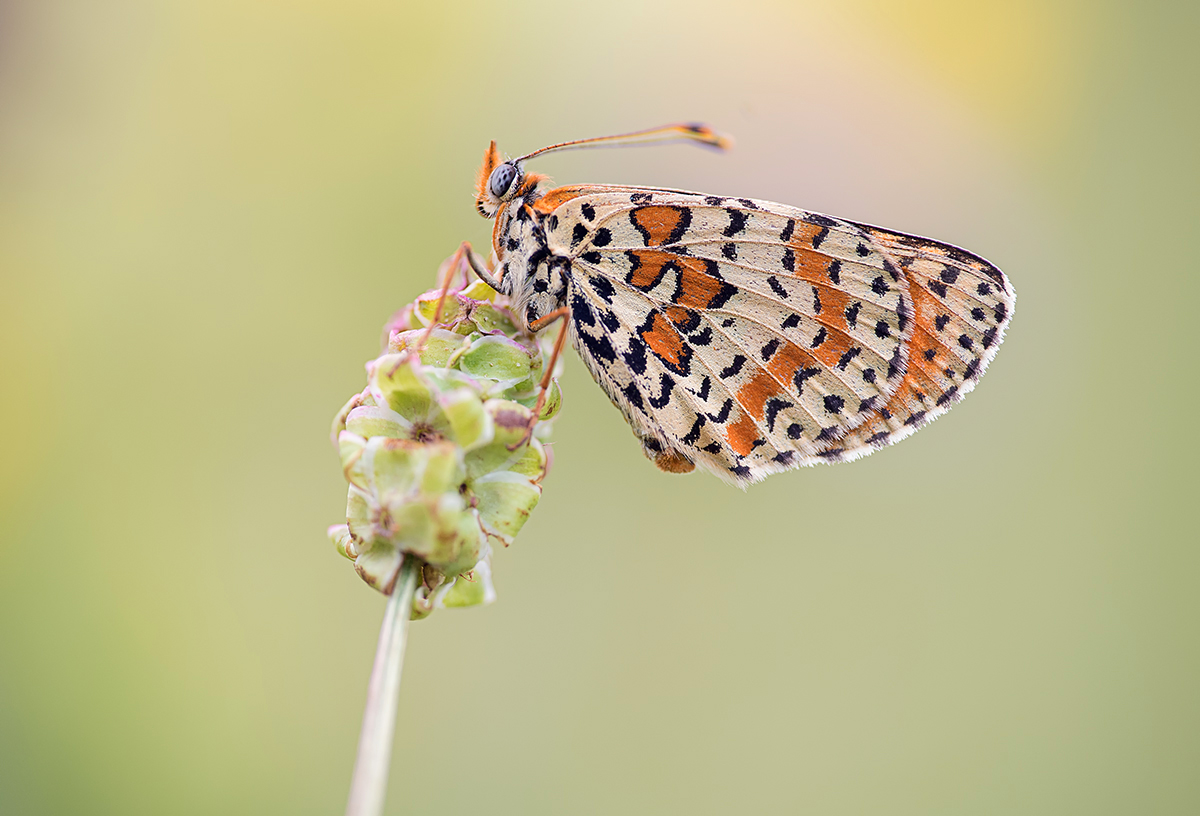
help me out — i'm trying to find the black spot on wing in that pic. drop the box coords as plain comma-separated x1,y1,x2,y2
623,340,647,375
589,275,615,304
887,346,904,380
794,367,820,394
935,386,959,407
579,330,616,363
709,398,733,423
570,294,594,327
723,210,748,237
719,355,746,379
836,347,861,370
764,398,789,431
682,414,706,445
648,373,674,409
804,213,838,228
667,208,693,245
845,301,861,328
623,383,644,410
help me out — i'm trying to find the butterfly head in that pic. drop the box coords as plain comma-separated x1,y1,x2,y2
475,141,530,218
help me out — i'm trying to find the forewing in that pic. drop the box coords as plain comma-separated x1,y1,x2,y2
541,186,1011,483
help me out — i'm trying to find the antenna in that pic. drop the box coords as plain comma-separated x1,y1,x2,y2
515,123,733,163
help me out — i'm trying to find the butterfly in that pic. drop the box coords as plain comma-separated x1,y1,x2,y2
463,124,1015,485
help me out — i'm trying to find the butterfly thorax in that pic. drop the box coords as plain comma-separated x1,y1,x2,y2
492,183,570,330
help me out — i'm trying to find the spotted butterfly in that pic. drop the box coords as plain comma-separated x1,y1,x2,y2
465,124,1015,485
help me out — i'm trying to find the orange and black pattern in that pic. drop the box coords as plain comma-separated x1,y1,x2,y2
474,146,1014,485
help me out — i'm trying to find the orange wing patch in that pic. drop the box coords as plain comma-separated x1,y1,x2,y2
787,222,838,283
677,262,731,309
764,341,820,390
737,370,781,421
630,206,689,246
532,186,589,215
724,411,760,456
639,312,690,373
625,250,735,310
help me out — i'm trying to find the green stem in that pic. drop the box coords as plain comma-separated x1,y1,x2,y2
345,557,420,816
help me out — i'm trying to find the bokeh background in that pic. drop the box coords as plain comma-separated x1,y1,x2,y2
1,1,1197,814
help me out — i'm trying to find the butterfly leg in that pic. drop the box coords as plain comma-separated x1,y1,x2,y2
461,241,508,295
415,244,473,353
508,306,569,451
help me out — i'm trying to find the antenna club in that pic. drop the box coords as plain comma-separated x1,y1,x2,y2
683,123,734,151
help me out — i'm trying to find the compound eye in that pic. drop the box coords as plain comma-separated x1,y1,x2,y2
488,163,519,198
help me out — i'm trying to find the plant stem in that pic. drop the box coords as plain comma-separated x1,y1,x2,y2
345,557,420,816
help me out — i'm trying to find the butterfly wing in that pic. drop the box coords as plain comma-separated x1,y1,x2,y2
535,185,1014,484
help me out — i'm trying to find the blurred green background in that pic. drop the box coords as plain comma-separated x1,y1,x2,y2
1,1,1197,813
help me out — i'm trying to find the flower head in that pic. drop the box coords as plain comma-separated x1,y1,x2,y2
328,257,561,616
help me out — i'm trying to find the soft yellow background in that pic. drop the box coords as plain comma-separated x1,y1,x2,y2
1,1,1196,814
